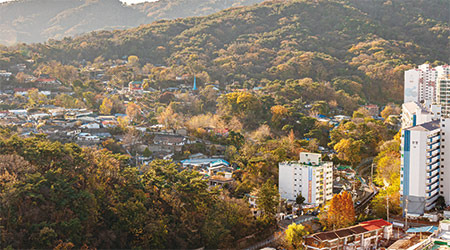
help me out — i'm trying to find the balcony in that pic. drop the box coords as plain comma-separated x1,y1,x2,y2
427,182,439,192
428,176,439,186
428,135,441,144
427,143,440,152
427,163,440,173
427,155,440,165
427,188,439,198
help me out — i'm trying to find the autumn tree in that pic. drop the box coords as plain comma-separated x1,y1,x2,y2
371,133,402,217
157,105,180,129
334,138,363,167
381,104,401,120
27,88,47,107
99,97,113,115
284,223,309,249
319,191,355,230
271,105,289,129
126,102,142,122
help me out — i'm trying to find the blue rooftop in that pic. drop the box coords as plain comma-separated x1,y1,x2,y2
406,226,438,233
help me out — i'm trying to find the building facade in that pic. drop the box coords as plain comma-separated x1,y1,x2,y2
279,152,333,206
304,219,392,250
403,64,450,105
437,76,450,116
401,64,450,214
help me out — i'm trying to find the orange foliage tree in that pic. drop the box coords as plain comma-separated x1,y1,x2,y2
319,191,355,230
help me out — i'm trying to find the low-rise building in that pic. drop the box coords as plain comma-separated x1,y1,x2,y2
304,219,392,250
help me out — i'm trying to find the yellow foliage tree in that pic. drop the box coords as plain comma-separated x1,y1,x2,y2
334,138,363,167
285,223,309,249
99,98,113,115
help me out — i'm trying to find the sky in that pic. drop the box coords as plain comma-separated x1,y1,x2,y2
0,0,157,4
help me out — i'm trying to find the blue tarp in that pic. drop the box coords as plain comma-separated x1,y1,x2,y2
406,226,438,233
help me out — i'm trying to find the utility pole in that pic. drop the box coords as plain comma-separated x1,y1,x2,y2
405,198,409,230
386,195,390,222
371,163,374,184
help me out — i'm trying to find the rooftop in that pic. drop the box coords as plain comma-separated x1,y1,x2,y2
407,119,440,132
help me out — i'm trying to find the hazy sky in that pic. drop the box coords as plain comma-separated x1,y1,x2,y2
0,0,157,4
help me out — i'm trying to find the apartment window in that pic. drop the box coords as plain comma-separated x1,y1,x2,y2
441,185,444,188
294,184,296,186
294,179,297,181
441,178,444,181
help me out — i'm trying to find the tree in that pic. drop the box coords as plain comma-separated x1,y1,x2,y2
142,147,152,157
126,102,142,122
334,138,363,167
271,105,289,129
157,105,179,129
296,194,305,206
99,97,113,115
257,179,279,218
319,191,355,230
381,105,400,120
127,55,139,66
284,223,309,249
27,88,47,107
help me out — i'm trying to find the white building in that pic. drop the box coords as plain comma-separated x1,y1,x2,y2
401,102,441,129
437,76,450,116
401,104,450,214
401,120,441,213
404,64,445,105
279,152,333,206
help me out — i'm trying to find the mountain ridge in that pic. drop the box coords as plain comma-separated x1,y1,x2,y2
0,0,266,45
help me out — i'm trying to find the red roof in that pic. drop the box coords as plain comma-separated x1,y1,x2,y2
36,78,56,82
359,219,391,229
361,224,380,231
14,88,36,92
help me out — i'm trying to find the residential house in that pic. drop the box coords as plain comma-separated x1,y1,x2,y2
364,104,380,117
0,70,12,80
304,219,393,250
129,81,143,94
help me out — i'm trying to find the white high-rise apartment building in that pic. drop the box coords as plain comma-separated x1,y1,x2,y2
279,152,333,206
403,64,449,105
401,64,450,215
437,76,450,116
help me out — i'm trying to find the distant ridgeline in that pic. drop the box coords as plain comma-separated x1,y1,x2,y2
0,0,266,45
1,0,449,103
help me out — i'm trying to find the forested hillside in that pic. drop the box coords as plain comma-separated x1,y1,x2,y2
0,0,266,45
0,132,264,249
9,0,448,103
